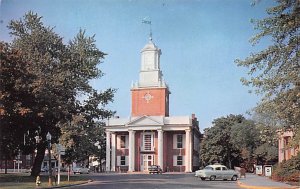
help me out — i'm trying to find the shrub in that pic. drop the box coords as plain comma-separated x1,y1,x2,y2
272,153,300,182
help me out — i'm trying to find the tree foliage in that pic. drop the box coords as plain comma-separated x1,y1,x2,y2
60,90,114,167
235,0,300,142
200,114,278,169
1,12,115,176
200,114,245,168
0,42,37,163
230,120,260,161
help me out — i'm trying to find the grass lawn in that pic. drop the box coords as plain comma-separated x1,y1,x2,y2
0,173,89,189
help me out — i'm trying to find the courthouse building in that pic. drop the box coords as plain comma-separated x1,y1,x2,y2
105,38,201,172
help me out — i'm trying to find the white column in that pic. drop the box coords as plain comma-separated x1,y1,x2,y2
128,130,136,172
106,131,111,171
158,129,164,171
111,132,116,171
278,137,282,163
185,129,192,172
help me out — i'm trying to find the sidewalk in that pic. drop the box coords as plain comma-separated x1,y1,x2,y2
238,174,299,189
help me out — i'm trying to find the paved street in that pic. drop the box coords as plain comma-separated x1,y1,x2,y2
69,173,240,189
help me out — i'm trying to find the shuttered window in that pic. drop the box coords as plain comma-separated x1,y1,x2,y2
120,136,126,148
177,135,183,148
120,156,126,166
144,134,152,151
177,156,183,165
141,133,154,151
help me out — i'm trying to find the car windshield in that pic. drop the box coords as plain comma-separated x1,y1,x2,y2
204,166,213,170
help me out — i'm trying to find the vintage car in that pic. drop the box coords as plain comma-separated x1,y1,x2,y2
148,165,162,174
73,167,90,174
195,164,239,181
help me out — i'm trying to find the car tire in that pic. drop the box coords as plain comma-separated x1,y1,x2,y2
231,175,238,181
209,175,216,181
200,177,206,181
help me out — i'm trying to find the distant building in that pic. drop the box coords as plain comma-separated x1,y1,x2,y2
0,150,57,172
105,38,201,172
0,153,34,171
277,129,299,163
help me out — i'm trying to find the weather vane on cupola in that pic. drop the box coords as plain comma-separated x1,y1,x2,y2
142,17,152,41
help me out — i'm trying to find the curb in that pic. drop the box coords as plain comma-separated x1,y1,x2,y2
37,180,92,189
237,180,299,189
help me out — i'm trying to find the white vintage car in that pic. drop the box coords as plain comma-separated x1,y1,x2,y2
73,167,90,174
195,164,240,181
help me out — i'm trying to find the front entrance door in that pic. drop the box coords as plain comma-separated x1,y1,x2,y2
141,154,154,171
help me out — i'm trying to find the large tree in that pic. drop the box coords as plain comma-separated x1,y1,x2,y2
200,114,245,168
3,12,115,176
235,0,300,143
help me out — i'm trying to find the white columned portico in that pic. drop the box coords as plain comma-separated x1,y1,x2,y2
106,131,111,171
185,129,192,172
128,130,136,172
157,129,164,170
111,132,116,171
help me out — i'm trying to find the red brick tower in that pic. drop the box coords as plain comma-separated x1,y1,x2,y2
131,40,170,116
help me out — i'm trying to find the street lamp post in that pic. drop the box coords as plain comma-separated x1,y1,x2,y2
94,141,102,172
46,132,52,186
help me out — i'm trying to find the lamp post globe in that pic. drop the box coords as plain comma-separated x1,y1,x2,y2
46,132,52,141
46,132,52,186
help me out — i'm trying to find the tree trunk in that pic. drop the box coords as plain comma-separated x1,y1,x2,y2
31,142,46,176
5,158,7,174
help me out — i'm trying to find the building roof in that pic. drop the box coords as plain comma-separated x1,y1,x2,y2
107,115,192,127
141,40,159,52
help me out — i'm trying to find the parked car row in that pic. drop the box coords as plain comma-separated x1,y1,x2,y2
35,163,239,180
39,166,87,174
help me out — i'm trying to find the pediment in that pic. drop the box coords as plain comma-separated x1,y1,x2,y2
127,116,164,126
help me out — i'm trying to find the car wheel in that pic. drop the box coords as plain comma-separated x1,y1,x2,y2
231,175,238,181
200,177,206,181
209,175,216,181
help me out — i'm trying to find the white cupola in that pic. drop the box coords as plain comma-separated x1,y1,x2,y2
133,39,167,88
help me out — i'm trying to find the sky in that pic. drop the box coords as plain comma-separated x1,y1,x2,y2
0,0,274,131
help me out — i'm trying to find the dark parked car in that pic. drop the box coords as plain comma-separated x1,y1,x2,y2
148,165,162,174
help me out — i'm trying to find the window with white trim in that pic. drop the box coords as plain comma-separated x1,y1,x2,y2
177,156,183,165
173,155,185,166
120,156,126,166
117,156,128,166
177,135,183,148
117,135,128,149
120,135,126,148
142,133,154,151
173,134,185,149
